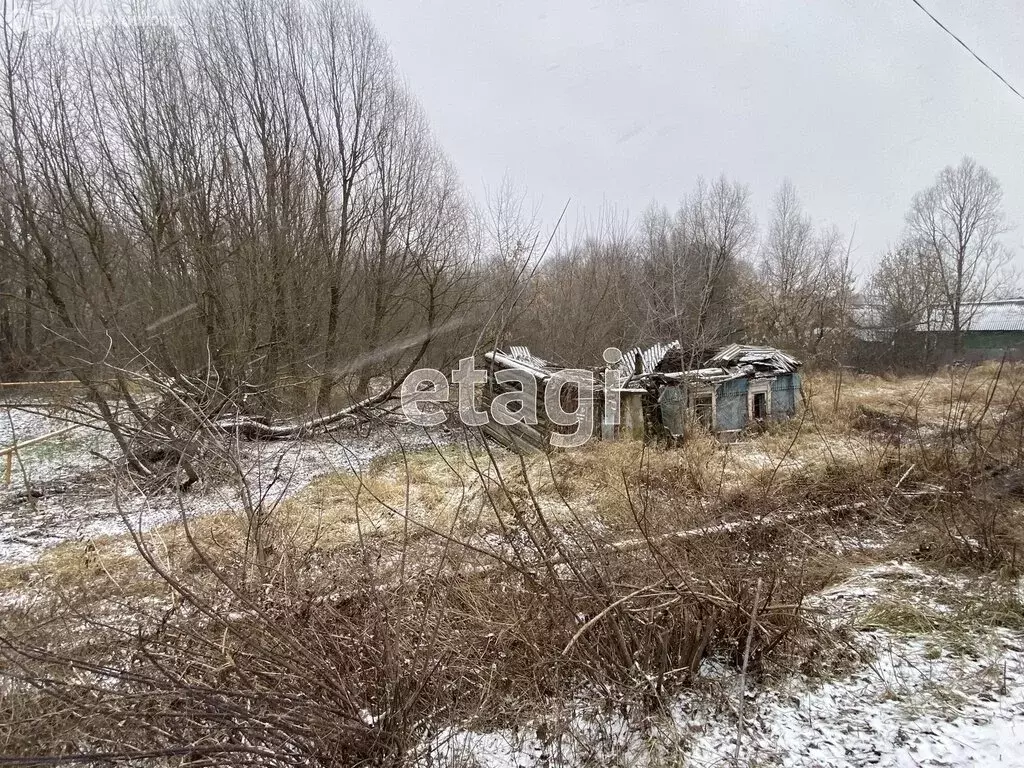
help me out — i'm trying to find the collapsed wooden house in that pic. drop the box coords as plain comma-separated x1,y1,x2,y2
626,344,802,439
480,343,802,451
479,347,568,453
480,347,641,452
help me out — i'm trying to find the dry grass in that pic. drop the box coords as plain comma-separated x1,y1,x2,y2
6,363,1021,609
3,363,1024,765
0,453,830,765
855,565,1024,637
803,362,1024,430
5,363,1024,613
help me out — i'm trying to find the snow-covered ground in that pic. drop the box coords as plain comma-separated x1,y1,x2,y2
696,563,1024,767
422,562,1024,767
6,403,1024,766
0,403,455,563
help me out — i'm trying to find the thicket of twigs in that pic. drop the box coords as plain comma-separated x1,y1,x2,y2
2,364,1024,765
0,439,822,765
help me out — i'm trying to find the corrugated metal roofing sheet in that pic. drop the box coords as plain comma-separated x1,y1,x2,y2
707,344,801,372
485,351,556,381
618,340,680,376
910,300,1024,333
502,346,557,372
485,350,602,390
661,366,747,384
964,301,1024,332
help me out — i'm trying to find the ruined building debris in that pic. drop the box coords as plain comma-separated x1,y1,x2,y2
481,342,802,450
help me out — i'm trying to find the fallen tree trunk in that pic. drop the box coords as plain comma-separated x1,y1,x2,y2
216,326,441,440
214,386,399,440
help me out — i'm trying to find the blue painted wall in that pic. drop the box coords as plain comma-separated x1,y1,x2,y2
771,373,799,416
658,373,801,436
716,378,748,432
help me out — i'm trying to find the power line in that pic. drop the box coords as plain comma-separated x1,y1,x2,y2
909,0,1024,103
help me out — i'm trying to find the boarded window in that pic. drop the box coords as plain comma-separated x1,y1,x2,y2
691,393,714,430
749,386,770,420
751,391,768,419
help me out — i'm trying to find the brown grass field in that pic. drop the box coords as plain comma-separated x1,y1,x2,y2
2,363,1024,765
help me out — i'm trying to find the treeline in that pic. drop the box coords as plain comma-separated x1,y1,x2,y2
504,157,1011,370
0,0,482,410
507,178,854,366
0,0,1014,412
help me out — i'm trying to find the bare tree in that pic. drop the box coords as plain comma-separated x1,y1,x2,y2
687,175,756,346
632,175,755,358
475,175,545,351
754,181,851,354
522,205,636,362
0,0,477,479
906,157,1009,357
295,0,390,409
867,239,940,366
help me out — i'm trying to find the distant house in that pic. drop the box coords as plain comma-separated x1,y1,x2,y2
850,298,1024,369
924,299,1024,360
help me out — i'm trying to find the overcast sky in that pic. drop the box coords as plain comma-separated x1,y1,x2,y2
369,0,1024,280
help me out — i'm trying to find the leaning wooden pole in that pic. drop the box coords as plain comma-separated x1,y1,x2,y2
1,424,82,487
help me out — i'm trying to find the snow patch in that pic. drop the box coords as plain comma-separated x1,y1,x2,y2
417,563,1024,767
1,403,455,563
